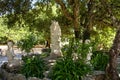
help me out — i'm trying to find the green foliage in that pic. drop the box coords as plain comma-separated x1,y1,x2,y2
50,39,92,80
0,0,32,15
0,36,8,44
91,27,116,50
21,54,45,78
50,57,91,80
17,33,38,53
91,51,109,71
62,39,92,61
0,17,46,45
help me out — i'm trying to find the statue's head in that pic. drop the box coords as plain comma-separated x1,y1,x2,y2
7,40,14,47
50,20,61,35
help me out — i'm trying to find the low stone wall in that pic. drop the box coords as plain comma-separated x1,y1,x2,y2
0,59,51,80
0,68,26,80
0,68,51,80
82,71,105,80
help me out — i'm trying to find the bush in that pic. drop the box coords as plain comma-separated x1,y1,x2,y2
0,36,8,44
62,39,92,61
17,33,38,53
21,54,45,78
91,50,109,71
49,57,91,80
50,39,92,80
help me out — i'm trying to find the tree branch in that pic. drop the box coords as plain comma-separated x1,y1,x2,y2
55,0,73,21
100,0,120,27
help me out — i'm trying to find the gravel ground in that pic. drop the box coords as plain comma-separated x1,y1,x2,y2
0,45,43,67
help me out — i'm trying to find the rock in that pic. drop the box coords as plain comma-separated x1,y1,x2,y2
82,75,95,80
0,68,8,80
13,74,26,80
95,74,105,80
43,71,50,78
82,71,105,80
28,77,41,80
0,68,26,80
6,73,15,80
0,68,15,80
1,59,23,74
43,78,51,80
93,71,105,75
1,62,8,69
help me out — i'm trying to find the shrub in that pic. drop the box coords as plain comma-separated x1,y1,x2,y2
62,39,92,61
50,39,92,80
91,50,109,71
17,33,38,53
21,54,45,78
49,57,91,80
0,36,8,44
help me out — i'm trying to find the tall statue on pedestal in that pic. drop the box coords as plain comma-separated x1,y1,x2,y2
50,20,62,58
6,40,15,63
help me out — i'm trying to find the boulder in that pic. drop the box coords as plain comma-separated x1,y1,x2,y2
4,60,23,73
13,74,26,80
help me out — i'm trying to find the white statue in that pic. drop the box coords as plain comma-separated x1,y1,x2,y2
6,40,15,62
50,20,62,58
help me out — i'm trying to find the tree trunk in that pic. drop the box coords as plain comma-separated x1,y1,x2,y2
55,0,81,39
74,30,80,39
83,28,90,42
82,0,93,42
45,40,50,48
73,19,80,39
106,28,120,80
73,0,80,39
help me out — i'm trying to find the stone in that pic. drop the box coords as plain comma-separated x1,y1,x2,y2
93,71,105,80
95,74,105,80
43,71,50,78
13,74,26,80
0,67,26,80
5,60,23,73
82,71,105,80
43,78,51,80
0,68,8,80
1,60,23,73
93,71,105,75
7,73,15,80
82,75,95,80
28,77,41,80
